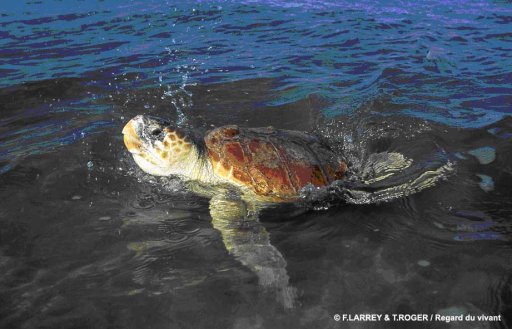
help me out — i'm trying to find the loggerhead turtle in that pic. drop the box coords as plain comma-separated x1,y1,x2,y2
122,114,450,307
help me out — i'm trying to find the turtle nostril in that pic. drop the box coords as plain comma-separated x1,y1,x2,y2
151,129,162,136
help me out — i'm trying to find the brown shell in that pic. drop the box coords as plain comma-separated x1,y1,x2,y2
204,125,347,201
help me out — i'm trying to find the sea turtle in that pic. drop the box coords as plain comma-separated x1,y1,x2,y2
122,114,451,307
123,115,349,201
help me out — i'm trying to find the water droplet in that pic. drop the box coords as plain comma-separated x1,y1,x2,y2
417,260,430,267
476,174,494,192
468,146,495,165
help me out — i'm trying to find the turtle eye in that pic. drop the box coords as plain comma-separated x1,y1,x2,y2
151,128,162,136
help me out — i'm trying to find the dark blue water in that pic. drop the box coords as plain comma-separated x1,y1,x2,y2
1,1,512,328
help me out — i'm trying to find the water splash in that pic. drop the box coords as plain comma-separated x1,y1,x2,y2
162,68,197,127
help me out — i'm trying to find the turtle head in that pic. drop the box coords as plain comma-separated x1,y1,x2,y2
122,115,198,177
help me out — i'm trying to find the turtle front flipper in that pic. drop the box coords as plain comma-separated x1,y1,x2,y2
360,152,413,184
209,194,297,308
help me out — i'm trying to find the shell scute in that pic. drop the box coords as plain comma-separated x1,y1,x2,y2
222,126,240,139
225,142,245,163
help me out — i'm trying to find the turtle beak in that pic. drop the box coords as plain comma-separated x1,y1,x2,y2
122,117,143,155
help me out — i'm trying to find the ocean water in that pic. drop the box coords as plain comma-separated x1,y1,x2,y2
1,1,512,328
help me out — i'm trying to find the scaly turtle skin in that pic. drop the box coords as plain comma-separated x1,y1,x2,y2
122,115,347,201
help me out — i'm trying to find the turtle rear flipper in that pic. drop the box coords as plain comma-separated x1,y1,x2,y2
340,151,454,204
209,195,297,308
